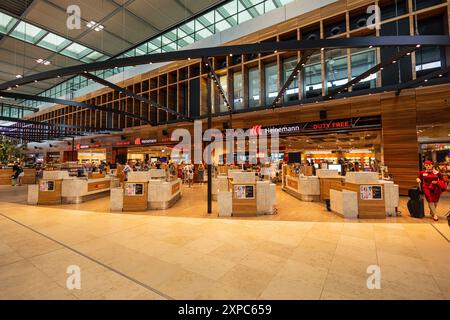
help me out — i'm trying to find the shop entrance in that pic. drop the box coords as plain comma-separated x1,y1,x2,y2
280,129,382,175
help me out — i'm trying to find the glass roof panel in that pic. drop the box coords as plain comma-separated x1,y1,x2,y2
82,51,106,62
10,21,46,43
37,32,70,51
61,42,92,59
0,11,17,34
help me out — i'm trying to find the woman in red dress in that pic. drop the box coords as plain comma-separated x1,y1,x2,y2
417,160,444,221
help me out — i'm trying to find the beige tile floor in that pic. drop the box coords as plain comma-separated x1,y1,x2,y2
0,184,449,300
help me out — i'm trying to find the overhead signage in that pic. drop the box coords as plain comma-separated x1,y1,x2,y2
115,141,131,146
76,144,101,150
135,137,158,145
248,116,381,136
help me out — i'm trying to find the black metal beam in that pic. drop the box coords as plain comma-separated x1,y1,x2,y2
202,57,231,113
0,91,152,126
2,36,449,90
271,51,316,109
396,66,450,95
80,73,188,122
0,115,121,132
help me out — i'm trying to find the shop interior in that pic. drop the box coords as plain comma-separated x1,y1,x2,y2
77,148,107,164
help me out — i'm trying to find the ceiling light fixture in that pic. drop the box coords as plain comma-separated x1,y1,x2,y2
36,58,51,65
87,21,104,32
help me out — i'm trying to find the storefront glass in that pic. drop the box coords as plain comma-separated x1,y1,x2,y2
248,67,260,108
351,48,377,90
265,62,278,105
325,48,348,92
283,57,299,102
303,53,322,98
233,71,244,110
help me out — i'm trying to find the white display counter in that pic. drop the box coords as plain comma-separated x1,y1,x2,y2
127,170,166,181
329,172,400,219
109,171,182,211
330,189,358,219
284,174,320,202
212,176,229,201
148,179,182,209
61,176,119,204
27,171,119,205
218,180,276,217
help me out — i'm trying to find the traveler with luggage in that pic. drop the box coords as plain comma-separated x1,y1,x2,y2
416,160,447,222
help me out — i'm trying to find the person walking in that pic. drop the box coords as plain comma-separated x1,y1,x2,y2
17,163,24,186
417,160,446,221
197,163,205,185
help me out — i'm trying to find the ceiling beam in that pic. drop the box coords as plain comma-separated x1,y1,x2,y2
0,91,152,125
2,36,449,90
80,72,189,122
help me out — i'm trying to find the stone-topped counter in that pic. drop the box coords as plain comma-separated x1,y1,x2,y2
148,178,182,209
61,176,119,204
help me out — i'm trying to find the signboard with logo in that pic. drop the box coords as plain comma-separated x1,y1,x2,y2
248,116,381,136
76,144,101,150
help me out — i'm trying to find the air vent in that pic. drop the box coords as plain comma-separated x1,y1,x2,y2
0,0,34,17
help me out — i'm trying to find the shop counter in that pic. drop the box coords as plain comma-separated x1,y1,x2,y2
148,179,182,209
127,170,166,181
218,180,276,217
110,178,182,212
61,176,119,204
284,175,320,202
212,176,229,201
329,172,399,219
0,168,36,185
27,180,63,205
330,189,358,219
28,171,119,205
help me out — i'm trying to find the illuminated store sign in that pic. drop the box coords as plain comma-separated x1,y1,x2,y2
76,144,101,150
135,138,158,145
115,141,131,146
250,116,381,136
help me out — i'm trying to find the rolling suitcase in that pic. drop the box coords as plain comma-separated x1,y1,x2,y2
407,187,425,219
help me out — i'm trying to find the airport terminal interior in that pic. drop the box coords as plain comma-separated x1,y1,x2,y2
0,0,449,300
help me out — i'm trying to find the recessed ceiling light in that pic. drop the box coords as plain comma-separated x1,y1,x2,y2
36,58,51,65
87,21,104,32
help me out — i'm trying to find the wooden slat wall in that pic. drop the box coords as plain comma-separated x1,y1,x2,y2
381,90,419,196
415,84,450,125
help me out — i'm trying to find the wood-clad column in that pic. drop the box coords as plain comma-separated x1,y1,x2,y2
381,90,419,196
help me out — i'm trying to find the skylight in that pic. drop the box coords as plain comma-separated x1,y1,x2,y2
10,21,46,43
37,32,70,51
0,11,17,34
61,42,92,59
